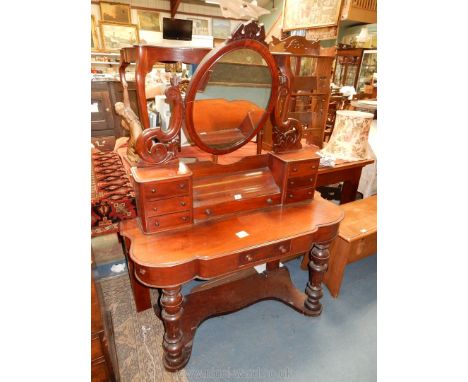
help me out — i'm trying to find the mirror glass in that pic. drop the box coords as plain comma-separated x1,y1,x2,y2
192,48,272,151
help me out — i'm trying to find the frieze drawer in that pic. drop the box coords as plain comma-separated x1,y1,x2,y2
146,211,192,232
142,180,189,200
238,240,291,266
286,187,315,203
288,175,316,188
288,160,319,177
145,196,191,218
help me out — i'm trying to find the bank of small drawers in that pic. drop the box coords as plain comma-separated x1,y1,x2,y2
137,177,192,234
285,159,319,204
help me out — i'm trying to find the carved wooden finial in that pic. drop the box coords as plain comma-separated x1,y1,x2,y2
269,35,321,55
227,20,267,45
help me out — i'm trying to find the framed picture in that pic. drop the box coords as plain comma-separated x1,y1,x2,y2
282,0,343,31
91,15,100,51
212,18,231,39
188,18,209,36
100,22,140,51
99,2,131,24
137,10,161,32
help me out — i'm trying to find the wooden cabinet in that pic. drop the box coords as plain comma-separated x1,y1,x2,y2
91,81,139,138
332,48,364,89
332,48,377,93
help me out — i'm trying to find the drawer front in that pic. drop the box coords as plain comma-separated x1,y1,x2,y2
238,240,291,266
285,187,315,203
91,334,104,360
193,194,281,221
288,160,319,177
287,175,316,188
145,196,191,218
142,179,189,200
146,211,192,232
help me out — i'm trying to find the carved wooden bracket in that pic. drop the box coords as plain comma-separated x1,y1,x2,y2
271,84,303,153
134,74,183,166
227,20,267,45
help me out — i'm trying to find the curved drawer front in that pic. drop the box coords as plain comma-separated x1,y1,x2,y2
288,160,318,177
146,196,191,218
146,211,192,232
286,187,315,203
238,239,291,266
142,180,189,200
287,175,316,188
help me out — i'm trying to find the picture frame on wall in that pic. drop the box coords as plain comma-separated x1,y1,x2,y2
91,15,100,51
99,2,131,24
212,18,231,39
100,22,140,51
137,10,161,32
188,18,209,36
282,0,343,31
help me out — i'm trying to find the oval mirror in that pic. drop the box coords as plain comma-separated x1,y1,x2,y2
185,39,278,155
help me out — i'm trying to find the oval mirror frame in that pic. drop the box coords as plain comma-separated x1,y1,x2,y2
185,25,279,155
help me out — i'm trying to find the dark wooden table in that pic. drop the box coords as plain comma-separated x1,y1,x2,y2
119,193,343,371
317,158,374,204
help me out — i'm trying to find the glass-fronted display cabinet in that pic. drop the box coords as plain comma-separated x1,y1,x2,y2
332,48,377,93
356,49,377,93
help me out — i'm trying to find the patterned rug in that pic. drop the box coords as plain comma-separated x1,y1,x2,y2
91,150,137,237
99,274,188,382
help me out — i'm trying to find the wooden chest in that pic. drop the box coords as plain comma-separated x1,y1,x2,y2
323,195,377,297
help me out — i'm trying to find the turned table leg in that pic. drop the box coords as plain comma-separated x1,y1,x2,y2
160,286,187,371
304,242,331,315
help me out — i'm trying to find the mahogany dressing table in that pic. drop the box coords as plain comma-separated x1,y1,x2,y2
116,22,343,371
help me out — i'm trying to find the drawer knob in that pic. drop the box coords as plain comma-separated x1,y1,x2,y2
180,201,186,206
179,183,186,189
139,268,146,275
181,216,189,222
307,191,312,195
309,178,313,182
154,220,160,227
205,209,212,216
266,198,273,204
151,188,156,193
153,207,158,211
289,194,293,198
292,167,298,172
245,254,253,262
278,245,288,254
290,180,295,185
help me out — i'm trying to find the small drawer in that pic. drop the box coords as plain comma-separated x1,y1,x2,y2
286,187,315,203
238,240,291,266
145,196,191,218
146,211,192,231
288,160,319,177
142,179,189,200
288,175,316,188
91,334,104,360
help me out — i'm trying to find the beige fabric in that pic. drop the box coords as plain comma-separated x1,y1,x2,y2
319,110,374,161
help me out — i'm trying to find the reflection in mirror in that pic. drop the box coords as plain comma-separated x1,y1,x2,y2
192,48,272,151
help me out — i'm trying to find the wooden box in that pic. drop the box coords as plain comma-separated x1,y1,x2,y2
323,195,377,297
